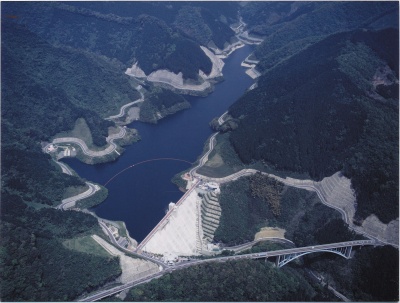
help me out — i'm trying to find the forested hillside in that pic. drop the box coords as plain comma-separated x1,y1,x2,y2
125,246,398,302
1,193,121,301
213,174,358,246
2,2,398,301
0,3,239,299
3,1,237,80
1,21,130,300
2,23,140,112
240,1,398,73
139,88,191,124
126,260,322,301
305,245,398,301
228,28,399,223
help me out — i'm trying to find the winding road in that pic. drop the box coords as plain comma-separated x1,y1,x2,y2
55,160,74,175
52,160,100,210
57,182,100,210
194,167,398,247
188,111,397,248
195,168,350,222
189,132,218,178
105,92,144,121
46,126,126,158
44,104,135,209
217,111,228,125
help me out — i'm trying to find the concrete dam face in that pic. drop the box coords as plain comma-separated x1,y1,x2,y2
138,184,221,257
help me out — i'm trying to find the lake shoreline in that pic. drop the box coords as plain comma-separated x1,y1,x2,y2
63,44,255,242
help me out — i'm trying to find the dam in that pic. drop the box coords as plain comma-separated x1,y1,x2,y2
137,178,222,256
63,44,254,243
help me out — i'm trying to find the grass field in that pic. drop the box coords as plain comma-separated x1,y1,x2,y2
24,201,52,210
62,185,89,200
254,227,286,240
196,133,245,178
63,235,110,257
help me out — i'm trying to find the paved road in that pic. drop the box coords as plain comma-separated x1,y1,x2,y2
225,237,295,252
230,17,245,34
55,160,74,175
189,133,218,178
46,126,126,158
193,167,254,184
105,92,144,121
236,239,377,260
193,166,398,247
99,221,166,268
306,269,351,302
79,239,379,302
57,182,100,210
183,116,397,248
281,182,349,224
217,111,228,125
79,271,165,302
52,160,100,210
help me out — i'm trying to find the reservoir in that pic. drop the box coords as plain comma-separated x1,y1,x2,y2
64,45,254,242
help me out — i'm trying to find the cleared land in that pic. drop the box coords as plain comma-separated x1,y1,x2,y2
63,235,111,258
92,235,159,284
254,227,286,240
62,185,89,200
204,153,224,168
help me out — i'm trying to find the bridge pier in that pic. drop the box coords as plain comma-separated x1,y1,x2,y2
328,246,353,259
276,253,303,268
275,245,354,268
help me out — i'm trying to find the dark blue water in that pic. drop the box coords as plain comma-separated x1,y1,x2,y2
63,45,254,242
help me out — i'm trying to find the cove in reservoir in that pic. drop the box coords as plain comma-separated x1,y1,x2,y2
63,45,254,242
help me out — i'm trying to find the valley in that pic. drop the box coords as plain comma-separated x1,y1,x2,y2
1,2,398,302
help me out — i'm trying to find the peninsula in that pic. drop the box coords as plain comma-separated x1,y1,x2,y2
1,2,398,302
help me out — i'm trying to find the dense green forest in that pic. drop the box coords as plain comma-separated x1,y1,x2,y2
174,5,234,49
0,3,238,300
126,260,324,301
305,245,399,301
213,174,361,246
2,2,399,301
124,241,397,302
240,1,398,73
139,88,190,123
1,192,121,301
1,22,139,117
1,22,135,147
3,2,237,80
228,28,399,223
1,20,130,301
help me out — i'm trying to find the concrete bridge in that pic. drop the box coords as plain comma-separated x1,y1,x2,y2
241,239,377,267
79,239,381,301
